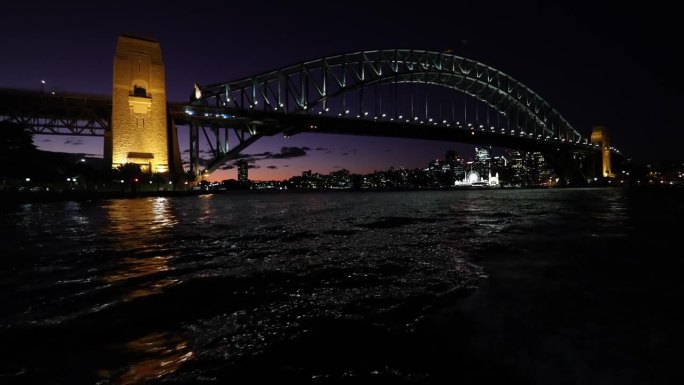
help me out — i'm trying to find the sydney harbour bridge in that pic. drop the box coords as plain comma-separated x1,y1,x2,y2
0,36,617,184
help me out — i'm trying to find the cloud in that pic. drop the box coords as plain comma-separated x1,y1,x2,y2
181,157,210,166
230,152,269,164
269,147,308,159
240,151,271,160
41,138,51,142
241,147,309,161
314,147,326,151
283,164,290,168
341,152,349,156
248,164,261,169
64,138,83,146
183,146,310,170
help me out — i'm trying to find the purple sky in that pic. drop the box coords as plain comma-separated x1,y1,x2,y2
1,1,681,181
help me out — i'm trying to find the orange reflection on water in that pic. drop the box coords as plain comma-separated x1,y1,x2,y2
103,255,178,300
125,278,178,300
105,197,178,251
98,199,192,383
115,332,193,385
103,198,180,301
105,256,171,282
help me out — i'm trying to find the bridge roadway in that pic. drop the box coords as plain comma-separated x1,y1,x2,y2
0,88,194,135
184,104,596,153
0,88,598,149
1,87,604,179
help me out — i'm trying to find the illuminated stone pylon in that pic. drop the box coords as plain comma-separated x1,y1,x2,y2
590,125,613,177
105,35,178,175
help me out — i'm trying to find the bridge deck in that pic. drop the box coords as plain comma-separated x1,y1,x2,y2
0,88,192,135
1,88,605,181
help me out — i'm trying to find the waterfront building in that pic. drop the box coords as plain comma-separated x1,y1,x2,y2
237,160,248,183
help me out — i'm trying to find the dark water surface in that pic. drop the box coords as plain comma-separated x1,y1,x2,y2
1,188,682,384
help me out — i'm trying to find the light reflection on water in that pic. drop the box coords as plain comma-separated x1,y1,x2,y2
2,188,681,384
103,197,181,300
100,198,191,382
105,197,178,242
103,256,177,301
99,332,193,385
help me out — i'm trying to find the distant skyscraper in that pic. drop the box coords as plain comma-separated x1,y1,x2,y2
473,147,492,177
491,155,508,176
445,150,465,178
475,147,491,163
237,160,248,183
445,150,457,166
428,159,442,171
508,150,527,186
533,151,555,185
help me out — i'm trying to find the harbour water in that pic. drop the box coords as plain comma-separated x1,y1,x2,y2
1,188,682,384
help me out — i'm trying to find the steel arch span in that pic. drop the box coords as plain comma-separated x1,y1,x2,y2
188,49,586,175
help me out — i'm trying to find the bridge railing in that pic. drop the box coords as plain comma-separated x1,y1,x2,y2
0,88,111,136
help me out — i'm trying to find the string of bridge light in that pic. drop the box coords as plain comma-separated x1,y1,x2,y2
184,101,623,155
304,105,611,148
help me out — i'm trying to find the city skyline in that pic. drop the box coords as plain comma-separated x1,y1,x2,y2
32,132,481,182
1,1,681,181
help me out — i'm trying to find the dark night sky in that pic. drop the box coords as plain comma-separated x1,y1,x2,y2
1,1,680,180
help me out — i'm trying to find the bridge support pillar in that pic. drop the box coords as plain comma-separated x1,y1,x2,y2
189,123,200,180
590,125,613,178
167,111,183,178
109,35,181,178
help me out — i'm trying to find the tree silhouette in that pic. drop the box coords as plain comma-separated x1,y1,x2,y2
117,163,143,192
0,121,37,177
0,121,36,153
185,169,197,183
151,173,167,191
